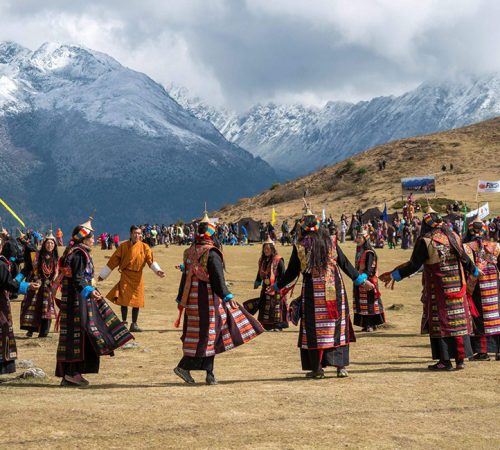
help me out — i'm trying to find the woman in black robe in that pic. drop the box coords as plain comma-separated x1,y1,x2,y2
277,209,373,378
244,237,288,331
174,213,263,385
56,218,133,387
19,232,58,338
0,234,39,375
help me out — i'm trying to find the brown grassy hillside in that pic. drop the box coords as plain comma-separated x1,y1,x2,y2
217,117,500,221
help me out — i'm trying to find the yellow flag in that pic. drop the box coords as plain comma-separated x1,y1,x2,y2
0,197,26,227
271,207,276,226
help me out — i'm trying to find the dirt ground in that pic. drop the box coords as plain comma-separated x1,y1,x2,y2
1,242,499,449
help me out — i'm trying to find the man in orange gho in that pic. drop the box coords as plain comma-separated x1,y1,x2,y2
97,225,165,332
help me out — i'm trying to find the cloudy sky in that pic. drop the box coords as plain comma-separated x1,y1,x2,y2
1,0,499,110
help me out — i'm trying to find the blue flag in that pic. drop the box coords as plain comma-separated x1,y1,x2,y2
382,202,389,222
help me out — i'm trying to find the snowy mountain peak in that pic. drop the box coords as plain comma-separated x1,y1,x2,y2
27,42,120,80
0,41,275,231
171,74,500,176
0,42,223,138
0,41,30,64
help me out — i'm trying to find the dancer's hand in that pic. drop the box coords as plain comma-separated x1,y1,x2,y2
228,300,237,309
156,270,166,278
382,278,395,290
90,290,103,300
29,282,41,291
363,280,375,291
379,272,392,284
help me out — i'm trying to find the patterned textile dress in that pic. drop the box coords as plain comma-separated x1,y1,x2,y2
353,245,385,329
278,236,360,370
55,245,133,377
397,229,475,361
464,240,500,354
19,251,57,335
244,255,288,330
176,242,264,371
0,256,26,374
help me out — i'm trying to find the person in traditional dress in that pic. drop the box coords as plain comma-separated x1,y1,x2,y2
56,228,64,247
18,231,58,338
1,228,22,299
353,228,385,332
173,211,264,385
0,234,39,375
97,225,165,332
244,236,288,331
380,206,478,371
56,217,133,387
463,218,500,361
277,206,373,379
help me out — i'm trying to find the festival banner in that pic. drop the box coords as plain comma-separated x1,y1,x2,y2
271,208,276,226
477,180,500,193
466,202,490,220
401,176,436,195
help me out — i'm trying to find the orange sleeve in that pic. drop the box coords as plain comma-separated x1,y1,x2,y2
145,244,154,267
107,244,123,270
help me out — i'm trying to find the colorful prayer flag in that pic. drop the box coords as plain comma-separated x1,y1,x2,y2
271,208,276,226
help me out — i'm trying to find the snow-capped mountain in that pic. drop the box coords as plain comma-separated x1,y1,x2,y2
0,41,275,232
170,75,500,177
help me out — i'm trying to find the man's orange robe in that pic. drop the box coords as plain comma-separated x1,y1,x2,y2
104,241,154,308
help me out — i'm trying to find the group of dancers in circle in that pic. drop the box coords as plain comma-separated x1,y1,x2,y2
0,202,499,386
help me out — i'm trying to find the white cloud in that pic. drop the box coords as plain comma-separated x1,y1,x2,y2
1,0,499,110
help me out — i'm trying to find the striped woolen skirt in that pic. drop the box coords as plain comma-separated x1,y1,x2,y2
181,278,264,358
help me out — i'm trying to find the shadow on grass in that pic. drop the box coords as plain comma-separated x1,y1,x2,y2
350,360,426,366
349,367,432,374
0,376,312,389
356,333,423,338
400,344,429,348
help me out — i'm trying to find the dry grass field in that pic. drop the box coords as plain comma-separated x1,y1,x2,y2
1,242,499,449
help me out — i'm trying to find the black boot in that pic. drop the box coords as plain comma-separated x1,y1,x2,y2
206,371,218,385
305,369,325,379
428,360,453,371
130,322,142,332
173,367,195,384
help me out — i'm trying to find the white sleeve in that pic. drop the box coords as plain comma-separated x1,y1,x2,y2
98,265,113,280
150,261,162,273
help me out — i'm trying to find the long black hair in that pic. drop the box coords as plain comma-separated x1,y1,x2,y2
301,217,332,272
260,242,277,268
38,238,59,272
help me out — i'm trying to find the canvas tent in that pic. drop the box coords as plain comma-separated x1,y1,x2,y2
237,218,262,242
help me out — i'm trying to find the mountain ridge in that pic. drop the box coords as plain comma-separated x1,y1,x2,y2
0,41,275,233
171,74,500,176
214,117,500,222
